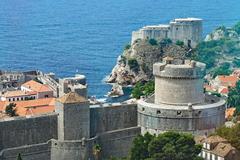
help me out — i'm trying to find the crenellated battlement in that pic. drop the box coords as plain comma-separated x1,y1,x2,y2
153,58,206,79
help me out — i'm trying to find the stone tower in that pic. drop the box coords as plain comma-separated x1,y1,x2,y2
169,18,202,48
138,57,225,136
55,92,90,140
131,18,203,48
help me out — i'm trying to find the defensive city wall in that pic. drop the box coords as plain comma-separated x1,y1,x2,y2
0,103,138,160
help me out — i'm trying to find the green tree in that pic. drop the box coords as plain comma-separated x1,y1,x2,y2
124,44,131,50
176,40,184,46
129,132,154,160
227,81,240,113
5,103,17,117
129,132,202,160
131,81,154,99
148,39,158,46
128,59,139,72
17,153,23,160
211,62,232,78
148,132,202,160
233,21,240,34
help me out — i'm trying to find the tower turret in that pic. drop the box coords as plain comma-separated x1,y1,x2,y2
55,92,90,140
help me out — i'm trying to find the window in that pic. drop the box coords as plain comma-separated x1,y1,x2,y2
13,98,15,101
177,111,182,115
176,27,178,30
142,107,145,111
157,110,161,114
207,143,210,150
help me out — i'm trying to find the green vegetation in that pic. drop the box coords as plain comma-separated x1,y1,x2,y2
17,153,23,160
128,132,202,160
132,81,154,99
192,22,240,70
176,40,184,46
233,22,240,34
128,58,139,72
159,38,172,46
124,44,131,50
227,81,240,113
233,57,240,67
148,39,158,46
215,123,240,150
211,62,232,78
5,103,17,117
93,144,102,160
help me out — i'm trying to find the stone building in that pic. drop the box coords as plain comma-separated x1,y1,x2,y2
196,135,240,160
0,58,227,160
138,57,226,135
132,17,203,48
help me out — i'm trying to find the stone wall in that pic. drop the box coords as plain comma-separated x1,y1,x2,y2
90,103,137,137
51,126,141,160
98,126,140,159
50,139,94,160
0,142,51,160
0,113,58,151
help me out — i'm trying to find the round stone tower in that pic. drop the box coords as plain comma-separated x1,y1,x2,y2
138,57,225,136
170,18,202,48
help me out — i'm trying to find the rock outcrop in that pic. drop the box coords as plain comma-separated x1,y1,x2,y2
205,26,239,41
106,40,190,85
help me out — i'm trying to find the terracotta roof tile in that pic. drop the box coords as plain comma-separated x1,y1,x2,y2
22,80,52,92
57,92,87,104
0,98,55,117
3,90,37,98
225,108,236,119
217,75,238,87
205,135,228,144
211,142,236,157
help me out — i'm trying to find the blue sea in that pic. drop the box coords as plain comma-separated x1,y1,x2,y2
0,0,240,99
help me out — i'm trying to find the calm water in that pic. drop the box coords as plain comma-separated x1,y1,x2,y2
0,0,240,98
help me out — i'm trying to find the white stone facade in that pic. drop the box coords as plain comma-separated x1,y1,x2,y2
131,18,203,48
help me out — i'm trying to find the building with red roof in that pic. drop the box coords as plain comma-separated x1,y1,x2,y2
0,98,55,117
21,80,54,99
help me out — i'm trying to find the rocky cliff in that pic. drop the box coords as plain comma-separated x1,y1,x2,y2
106,39,190,85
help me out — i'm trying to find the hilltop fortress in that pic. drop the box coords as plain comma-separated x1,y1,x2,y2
132,18,203,48
0,58,226,160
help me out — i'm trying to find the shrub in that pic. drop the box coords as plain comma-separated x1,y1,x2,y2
124,44,131,50
132,81,154,99
233,57,240,67
159,38,172,46
148,39,158,46
176,40,184,46
128,59,139,72
233,21,240,34
5,103,17,117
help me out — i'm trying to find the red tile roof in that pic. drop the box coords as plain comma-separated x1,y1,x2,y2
225,108,236,119
0,98,55,117
3,90,37,98
217,75,238,87
22,80,52,93
219,87,229,94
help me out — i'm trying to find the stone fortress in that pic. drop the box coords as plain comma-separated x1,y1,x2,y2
132,18,203,48
0,18,226,160
0,58,226,160
138,57,226,135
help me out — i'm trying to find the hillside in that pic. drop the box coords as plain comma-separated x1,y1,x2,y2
106,39,191,85
107,22,240,86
